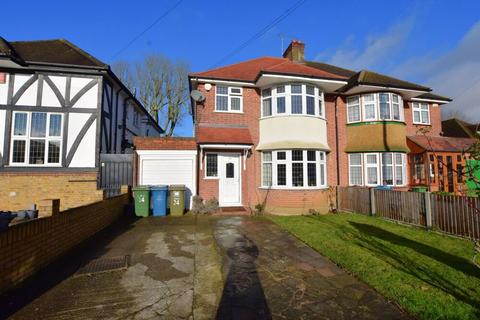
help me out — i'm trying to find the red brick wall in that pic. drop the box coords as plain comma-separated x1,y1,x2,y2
405,102,442,136
0,193,130,294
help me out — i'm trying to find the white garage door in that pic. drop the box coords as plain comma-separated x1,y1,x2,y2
138,151,197,209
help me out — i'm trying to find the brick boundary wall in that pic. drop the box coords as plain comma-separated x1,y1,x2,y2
0,193,130,294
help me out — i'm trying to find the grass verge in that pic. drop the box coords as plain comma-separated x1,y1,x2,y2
268,213,480,320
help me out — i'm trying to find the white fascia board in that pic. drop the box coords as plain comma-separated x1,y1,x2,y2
136,150,197,156
260,73,348,85
347,84,429,95
411,97,451,104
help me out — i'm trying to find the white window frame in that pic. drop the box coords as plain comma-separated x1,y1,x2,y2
348,153,363,186
261,149,327,189
262,151,273,187
412,102,430,125
364,153,380,186
348,152,407,187
10,111,63,167
204,152,219,179
347,96,361,123
260,83,325,119
215,86,243,113
347,92,404,123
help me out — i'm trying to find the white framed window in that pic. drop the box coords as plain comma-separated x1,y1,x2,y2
261,150,327,189
348,154,363,185
205,153,218,178
349,152,406,186
347,92,404,123
215,86,243,112
363,94,377,121
364,153,379,186
347,96,361,122
412,102,430,124
260,84,324,118
133,111,140,127
10,111,63,166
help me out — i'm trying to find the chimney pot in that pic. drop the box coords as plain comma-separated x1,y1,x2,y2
283,40,305,62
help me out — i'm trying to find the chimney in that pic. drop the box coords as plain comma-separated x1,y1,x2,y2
282,40,305,62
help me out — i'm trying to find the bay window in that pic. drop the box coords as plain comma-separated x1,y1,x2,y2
11,111,63,166
349,152,406,187
412,102,430,124
261,150,327,188
260,84,324,118
216,86,243,112
347,92,404,123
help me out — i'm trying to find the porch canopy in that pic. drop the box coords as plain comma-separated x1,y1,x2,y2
407,135,476,153
196,126,253,170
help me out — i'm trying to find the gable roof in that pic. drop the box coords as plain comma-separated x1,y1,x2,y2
196,126,253,145
7,39,107,69
190,57,349,83
407,135,476,152
340,70,431,93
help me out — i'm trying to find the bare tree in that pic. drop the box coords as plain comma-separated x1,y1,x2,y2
111,60,135,93
112,54,190,136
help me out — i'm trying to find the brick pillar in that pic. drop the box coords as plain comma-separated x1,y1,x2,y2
38,199,60,217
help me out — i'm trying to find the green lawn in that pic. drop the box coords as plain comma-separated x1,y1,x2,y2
268,213,480,320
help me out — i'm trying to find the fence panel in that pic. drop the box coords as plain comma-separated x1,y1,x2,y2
431,194,480,240
375,190,426,226
337,187,371,215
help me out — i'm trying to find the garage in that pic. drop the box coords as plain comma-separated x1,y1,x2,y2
134,138,197,209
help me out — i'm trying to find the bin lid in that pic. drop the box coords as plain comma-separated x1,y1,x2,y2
133,185,151,191
151,185,168,191
169,184,186,191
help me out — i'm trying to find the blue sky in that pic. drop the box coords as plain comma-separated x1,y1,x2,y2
2,0,480,135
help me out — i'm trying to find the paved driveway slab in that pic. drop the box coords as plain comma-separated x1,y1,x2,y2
3,215,409,319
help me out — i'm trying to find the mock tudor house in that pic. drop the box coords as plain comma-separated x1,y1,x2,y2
187,40,474,214
0,37,162,211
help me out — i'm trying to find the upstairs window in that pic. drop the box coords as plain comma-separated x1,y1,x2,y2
11,112,62,166
215,86,243,112
347,92,404,123
260,84,324,118
412,102,430,125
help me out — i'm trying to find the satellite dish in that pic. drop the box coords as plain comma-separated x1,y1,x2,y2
190,90,205,102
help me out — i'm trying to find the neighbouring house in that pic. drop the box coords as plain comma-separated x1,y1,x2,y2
442,118,480,139
183,40,476,214
0,37,162,211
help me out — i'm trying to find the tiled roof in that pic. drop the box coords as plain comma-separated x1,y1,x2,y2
304,61,357,78
196,126,253,144
134,137,197,150
407,135,476,152
416,92,452,102
190,57,349,82
442,118,477,138
340,70,431,92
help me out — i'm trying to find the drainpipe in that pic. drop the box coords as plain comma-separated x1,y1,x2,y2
334,94,341,187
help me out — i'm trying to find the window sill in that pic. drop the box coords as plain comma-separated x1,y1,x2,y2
412,122,431,126
7,164,63,168
204,176,219,180
260,114,326,120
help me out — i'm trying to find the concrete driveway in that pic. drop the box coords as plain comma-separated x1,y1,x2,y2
2,215,409,320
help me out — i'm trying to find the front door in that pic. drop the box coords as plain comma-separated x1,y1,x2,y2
219,153,241,206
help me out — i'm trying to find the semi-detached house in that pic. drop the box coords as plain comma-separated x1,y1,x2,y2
187,40,474,214
0,38,162,211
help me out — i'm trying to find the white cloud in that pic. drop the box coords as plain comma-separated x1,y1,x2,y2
392,21,480,121
315,16,415,71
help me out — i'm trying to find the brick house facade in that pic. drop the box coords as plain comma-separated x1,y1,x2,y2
188,40,471,214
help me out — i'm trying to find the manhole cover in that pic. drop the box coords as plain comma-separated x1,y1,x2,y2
76,255,130,276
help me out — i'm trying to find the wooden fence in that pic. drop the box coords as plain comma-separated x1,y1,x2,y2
337,186,480,240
